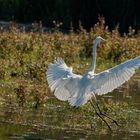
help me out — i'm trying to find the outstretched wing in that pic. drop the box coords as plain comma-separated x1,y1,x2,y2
47,58,82,101
91,56,140,95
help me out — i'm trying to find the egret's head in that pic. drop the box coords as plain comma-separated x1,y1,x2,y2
94,36,105,45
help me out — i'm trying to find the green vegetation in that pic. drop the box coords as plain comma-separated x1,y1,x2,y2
0,20,140,132
0,20,140,107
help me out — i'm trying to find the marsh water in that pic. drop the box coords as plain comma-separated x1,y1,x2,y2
0,75,140,140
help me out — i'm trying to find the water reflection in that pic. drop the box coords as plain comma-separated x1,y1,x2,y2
1,123,140,140
0,75,140,140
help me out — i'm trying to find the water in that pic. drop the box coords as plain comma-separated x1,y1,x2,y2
0,75,140,140
1,122,140,140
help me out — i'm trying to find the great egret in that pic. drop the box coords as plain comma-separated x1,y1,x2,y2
47,36,140,130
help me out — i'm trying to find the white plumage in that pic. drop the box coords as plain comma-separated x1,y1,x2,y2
47,36,140,107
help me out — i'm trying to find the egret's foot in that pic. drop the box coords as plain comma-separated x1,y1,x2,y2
99,112,119,126
95,112,112,132
96,103,120,127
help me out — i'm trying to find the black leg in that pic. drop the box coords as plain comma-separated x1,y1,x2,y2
90,100,112,131
95,103,119,126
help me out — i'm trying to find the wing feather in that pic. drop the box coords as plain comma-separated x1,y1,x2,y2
92,56,140,95
47,58,82,101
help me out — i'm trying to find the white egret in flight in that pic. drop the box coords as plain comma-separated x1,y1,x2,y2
47,36,140,130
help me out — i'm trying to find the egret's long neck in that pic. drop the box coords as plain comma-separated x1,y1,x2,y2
90,41,98,73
